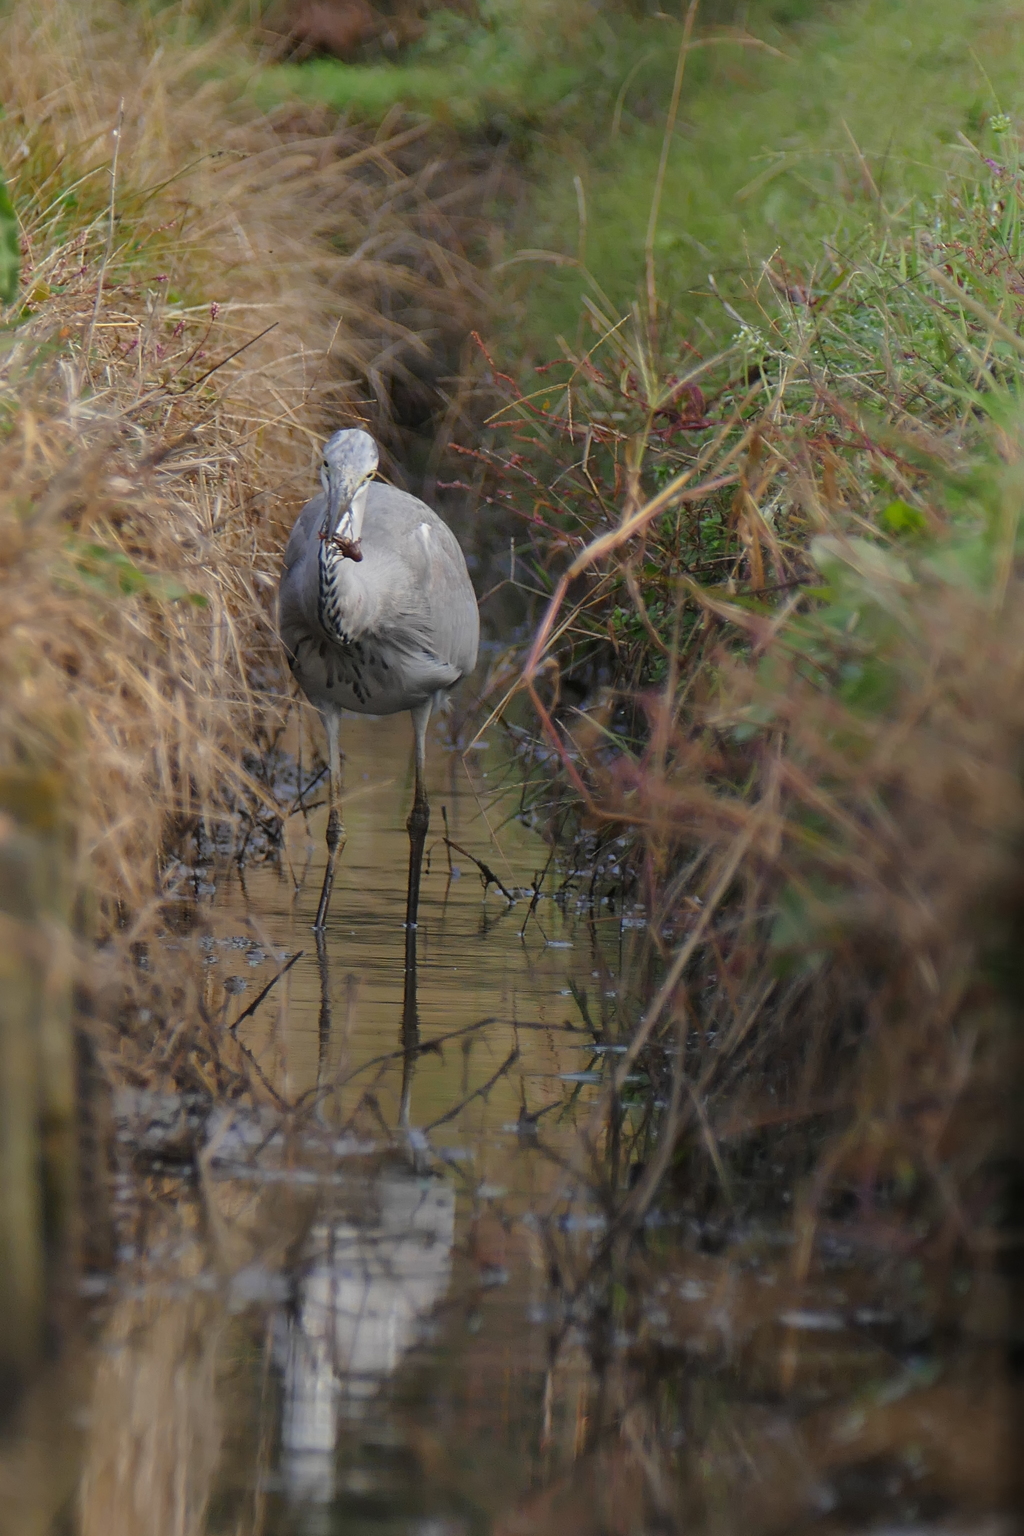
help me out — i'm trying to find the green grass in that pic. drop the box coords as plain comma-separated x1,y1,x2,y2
248,0,600,128
476,110,1024,713
506,0,1024,356
0,174,18,305
243,1,1024,367
250,11,584,129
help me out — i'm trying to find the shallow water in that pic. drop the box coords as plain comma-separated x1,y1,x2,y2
206,712,635,1124
0,719,1013,1536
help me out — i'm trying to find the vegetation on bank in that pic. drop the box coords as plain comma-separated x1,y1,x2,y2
244,0,1024,354
516,0,1024,349
468,112,1024,1289
0,0,496,1242
0,0,485,906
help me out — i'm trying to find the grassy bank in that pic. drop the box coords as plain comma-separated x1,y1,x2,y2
241,0,1024,360
472,110,1024,1311
441,93,1024,1528
0,0,496,905
515,0,1024,350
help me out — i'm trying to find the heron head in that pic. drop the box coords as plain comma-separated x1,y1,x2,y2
319,427,378,560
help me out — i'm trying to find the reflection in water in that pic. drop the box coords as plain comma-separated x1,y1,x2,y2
228,712,626,1110
0,718,624,1536
316,927,332,1083
281,917,454,1510
275,1171,456,1506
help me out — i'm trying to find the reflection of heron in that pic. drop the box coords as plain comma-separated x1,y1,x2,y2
278,429,479,938
274,1171,455,1504
314,817,422,1110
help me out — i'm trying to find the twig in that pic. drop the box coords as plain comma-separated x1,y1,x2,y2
176,321,280,396
519,839,557,940
645,2,699,323
229,949,304,1032
424,1048,519,1132
125,322,280,418
288,764,327,818
230,1035,289,1110
442,836,517,903
80,99,123,389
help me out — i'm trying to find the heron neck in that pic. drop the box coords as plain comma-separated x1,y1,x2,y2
316,539,361,646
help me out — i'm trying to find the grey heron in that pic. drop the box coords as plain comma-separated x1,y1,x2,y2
278,428,479,940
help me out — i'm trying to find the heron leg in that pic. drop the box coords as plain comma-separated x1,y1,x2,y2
404,698,432,975
314,707,346,931
315,926,332,1089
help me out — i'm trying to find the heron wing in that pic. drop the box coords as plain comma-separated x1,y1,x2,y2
360,484,479,682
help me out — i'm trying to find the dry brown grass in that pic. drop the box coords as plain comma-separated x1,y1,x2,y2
508,432,1024,1289
0,0,488,917
595,520,1023,1255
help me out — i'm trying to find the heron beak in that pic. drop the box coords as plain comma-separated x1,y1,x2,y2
323,479,363,561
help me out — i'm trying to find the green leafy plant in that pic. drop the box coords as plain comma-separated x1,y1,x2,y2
0,172,19,306
63,538,210,605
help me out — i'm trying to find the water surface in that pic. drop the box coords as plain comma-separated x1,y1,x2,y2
0,719,1011,1536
